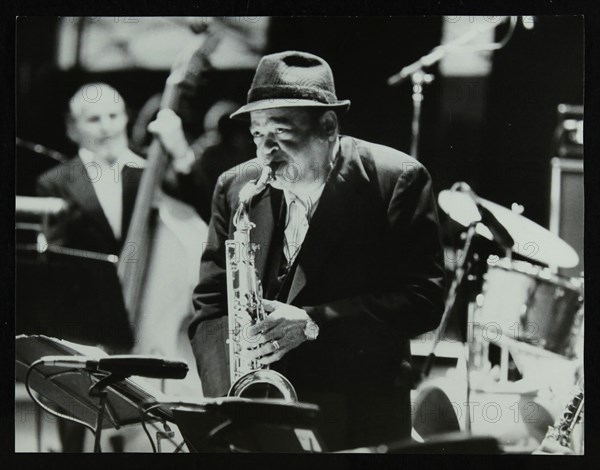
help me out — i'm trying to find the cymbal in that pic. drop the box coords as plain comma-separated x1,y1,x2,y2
438,190,579,268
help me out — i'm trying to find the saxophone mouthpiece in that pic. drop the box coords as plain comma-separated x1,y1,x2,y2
259,163,274,186
238,164,273,206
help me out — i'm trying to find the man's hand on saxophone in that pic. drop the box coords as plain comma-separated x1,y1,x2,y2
243,299,315,366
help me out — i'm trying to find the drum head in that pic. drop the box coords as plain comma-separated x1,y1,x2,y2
412,385,461,438
476,257,583,358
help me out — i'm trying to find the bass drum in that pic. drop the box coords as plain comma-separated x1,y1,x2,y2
413,376,557,452
412,377,462,440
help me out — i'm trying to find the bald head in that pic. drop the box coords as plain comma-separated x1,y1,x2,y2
67,83,129,160
68,83,125,119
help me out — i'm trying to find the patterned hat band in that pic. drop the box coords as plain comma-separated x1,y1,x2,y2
248,85,339,105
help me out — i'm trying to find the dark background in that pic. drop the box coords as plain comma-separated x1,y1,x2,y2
16,16,583,228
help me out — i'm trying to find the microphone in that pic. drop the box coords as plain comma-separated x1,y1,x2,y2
387,48,446,86
453,183,514,250
40,355,189,379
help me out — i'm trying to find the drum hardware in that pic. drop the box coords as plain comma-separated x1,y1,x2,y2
438,187,579,268
423,183,517,381
424,183,522,431
421,221,479,381
433,182,584,443
438,184,583,359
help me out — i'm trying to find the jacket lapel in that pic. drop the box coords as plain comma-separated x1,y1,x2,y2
248,186,283,281
64,157,118,246
286,136,370,303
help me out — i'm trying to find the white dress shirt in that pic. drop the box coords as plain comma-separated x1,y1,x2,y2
78,147,145,239
276,138,339,264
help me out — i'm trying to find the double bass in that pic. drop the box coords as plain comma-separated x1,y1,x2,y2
117,32,222,396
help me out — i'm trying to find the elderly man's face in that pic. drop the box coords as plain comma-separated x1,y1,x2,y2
249,107,331,185
68,89,128,158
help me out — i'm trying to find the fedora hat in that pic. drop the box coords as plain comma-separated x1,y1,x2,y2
230,50,351,119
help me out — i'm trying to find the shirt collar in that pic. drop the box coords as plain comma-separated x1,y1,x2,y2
278,136,339,213
331,136,340,165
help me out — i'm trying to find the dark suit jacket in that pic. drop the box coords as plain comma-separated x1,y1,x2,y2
36,156,143,255
30,155,143,352
189,135,446,448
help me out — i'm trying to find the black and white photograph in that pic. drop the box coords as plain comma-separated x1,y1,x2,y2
13,13,588,455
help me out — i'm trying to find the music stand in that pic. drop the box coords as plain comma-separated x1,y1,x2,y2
169,398,323,452
16,335,174,451
16,247,134,353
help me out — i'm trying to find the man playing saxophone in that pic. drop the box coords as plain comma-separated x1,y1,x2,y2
186,51,446,451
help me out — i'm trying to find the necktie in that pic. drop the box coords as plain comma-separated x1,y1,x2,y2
283,195,311,265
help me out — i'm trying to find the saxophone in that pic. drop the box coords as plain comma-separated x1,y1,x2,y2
225,165,298,401
544,389,584,449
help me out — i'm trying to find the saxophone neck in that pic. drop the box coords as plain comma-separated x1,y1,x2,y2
234,165,273,231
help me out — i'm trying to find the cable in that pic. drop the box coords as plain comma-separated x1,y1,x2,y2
173,440,187,453
140,403,188,453
437,16,518,56
140,404,159,453
466,16,518,52
25,359,97,436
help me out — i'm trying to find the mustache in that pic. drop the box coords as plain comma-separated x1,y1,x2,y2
258,154,287,171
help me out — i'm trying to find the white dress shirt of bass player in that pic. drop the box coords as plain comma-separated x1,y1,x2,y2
78,147,146,240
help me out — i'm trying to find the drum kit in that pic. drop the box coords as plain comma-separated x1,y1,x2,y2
417,182,584,452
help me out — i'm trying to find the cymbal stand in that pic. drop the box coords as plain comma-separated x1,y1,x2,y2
422,222,479,379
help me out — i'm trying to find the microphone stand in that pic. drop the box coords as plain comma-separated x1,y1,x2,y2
409,71,435,158
88,373,127,453
388,16,516,160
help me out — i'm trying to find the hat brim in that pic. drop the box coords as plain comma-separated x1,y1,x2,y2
230,98,351,120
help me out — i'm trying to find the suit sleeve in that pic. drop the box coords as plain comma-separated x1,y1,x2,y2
187,175,232,396
35,172,70,247
303,163,446,339
190,174,231,325
161,138,215,223
35,172,56,197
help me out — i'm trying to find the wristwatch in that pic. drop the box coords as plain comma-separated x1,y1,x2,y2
303,319,320,341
